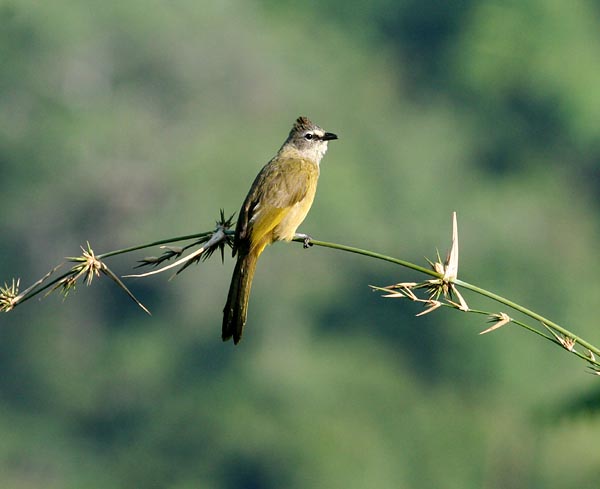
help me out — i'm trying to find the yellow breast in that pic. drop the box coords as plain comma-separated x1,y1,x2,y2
248,157,320,252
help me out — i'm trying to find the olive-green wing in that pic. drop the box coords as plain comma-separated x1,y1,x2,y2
234,158,317,253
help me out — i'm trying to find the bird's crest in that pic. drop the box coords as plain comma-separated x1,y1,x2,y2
293,116,316,133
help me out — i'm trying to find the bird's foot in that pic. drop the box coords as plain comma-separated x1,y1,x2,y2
295,233,313,249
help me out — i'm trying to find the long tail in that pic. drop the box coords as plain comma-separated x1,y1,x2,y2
222,250,259,344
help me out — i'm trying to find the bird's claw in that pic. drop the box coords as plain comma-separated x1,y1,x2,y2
295,233,313,249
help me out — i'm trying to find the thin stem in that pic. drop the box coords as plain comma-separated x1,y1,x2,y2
17,232,216,305
98,232,213,259
6,226,599,367
19,270,73,303
467,308,556,342
455,279,600,357
294,237,436,277
296,237,600,360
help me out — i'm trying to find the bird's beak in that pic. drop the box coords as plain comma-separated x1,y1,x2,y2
322,132,338,141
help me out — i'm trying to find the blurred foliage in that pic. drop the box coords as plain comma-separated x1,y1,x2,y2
2,0,600,487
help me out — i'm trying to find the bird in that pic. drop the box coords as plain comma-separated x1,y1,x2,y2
222,116,338,344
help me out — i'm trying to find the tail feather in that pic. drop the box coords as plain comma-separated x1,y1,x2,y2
222,251,259,344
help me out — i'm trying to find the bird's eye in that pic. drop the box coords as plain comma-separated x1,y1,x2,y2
304,133,313,140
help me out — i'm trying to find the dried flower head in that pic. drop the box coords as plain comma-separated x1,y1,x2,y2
126,210,235,279
542,322,577,352
0,278,21,312
56,242,150,314
373,212,468,316
424,212,468,311
480,312,512,335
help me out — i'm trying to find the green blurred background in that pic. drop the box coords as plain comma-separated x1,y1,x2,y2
2,0,600,487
